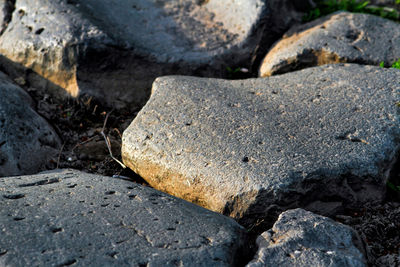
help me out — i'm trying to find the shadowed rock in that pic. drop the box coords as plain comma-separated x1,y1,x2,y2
247,209,367,267
122,64,400,227
0,0,311,108
0,71,60,177
0,169,249,266
259,12,400,77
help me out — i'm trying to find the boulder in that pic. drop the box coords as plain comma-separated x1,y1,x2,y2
246,209,367,267
0,0,312,108
259,12,400,77
0,169,249,266
0,71,60,177
122,64,400,227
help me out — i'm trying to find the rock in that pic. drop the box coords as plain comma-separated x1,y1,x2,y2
246,209,367,267
0,71,60,177
0,0,311,108
376,254,400,266
122,64,400,227
259,12,400,77
0,169,249,266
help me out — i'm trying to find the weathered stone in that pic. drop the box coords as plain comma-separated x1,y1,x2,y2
246,209,367,267
0,0,311,108
0,169,248,266
0,71,60,177
376,254,400,266
122,64,400,227
259,12,400,77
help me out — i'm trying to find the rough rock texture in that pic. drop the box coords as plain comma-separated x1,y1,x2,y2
0,169,249,266
0,0,311,108
259,12,400,77
122,64,400,227
246,209,367,267
0,71,60,177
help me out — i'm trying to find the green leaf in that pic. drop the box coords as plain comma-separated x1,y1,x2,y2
387,181,400,192
391,58,400,69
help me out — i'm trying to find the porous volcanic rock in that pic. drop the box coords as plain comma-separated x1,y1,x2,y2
122,64,400,227
246,209,367,267
0,169,248,266
0,71,60,177
0,0,311,108
259,12,400,77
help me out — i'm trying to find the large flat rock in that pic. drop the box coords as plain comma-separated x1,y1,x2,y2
0,0,310,108
247,209,367,267
122,64,400,226
0,71,60,177
0,169,248,266
259,12,400,77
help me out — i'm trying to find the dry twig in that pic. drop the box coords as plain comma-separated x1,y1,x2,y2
56,142,66,169
101,110,126,169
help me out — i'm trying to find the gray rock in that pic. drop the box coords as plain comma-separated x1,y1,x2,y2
0,71,60,177
246,209,367,267
0,0,310,108
259,12,400,77
0,0,13,34
376,254,400,266
0,169,249,266
122,64,400,227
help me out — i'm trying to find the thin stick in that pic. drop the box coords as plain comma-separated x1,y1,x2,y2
56,142,66,169
101,110,126,169
71,136,97,153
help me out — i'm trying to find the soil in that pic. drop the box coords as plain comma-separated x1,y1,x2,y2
24,85,148,185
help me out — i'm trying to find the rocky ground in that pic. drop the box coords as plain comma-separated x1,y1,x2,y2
17,59,400,267
0,0,400,266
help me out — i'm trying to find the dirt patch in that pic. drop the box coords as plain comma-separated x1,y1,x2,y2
23,82,147,185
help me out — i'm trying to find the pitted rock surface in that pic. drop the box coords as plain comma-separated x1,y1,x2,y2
0,71,60,177
0,169,248,266
247,209,367,267
0,0,310,108
259,12,400,77
122,64,400,226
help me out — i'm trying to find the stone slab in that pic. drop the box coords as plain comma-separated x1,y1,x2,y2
122,64,400,226
0,0,310,108
247,209,367,267
259,12,400,77
0,71,60,177
0,169,248,266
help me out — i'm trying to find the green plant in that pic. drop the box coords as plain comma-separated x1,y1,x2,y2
378,58,400,69
392,58,400,69
226,66,242,75
226,66,251,79
303,0,370,22
396,0,400,5
387,181,400,193
303,0,399,22
365,5,400,21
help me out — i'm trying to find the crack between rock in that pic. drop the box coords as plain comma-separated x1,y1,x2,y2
0,0,16,37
